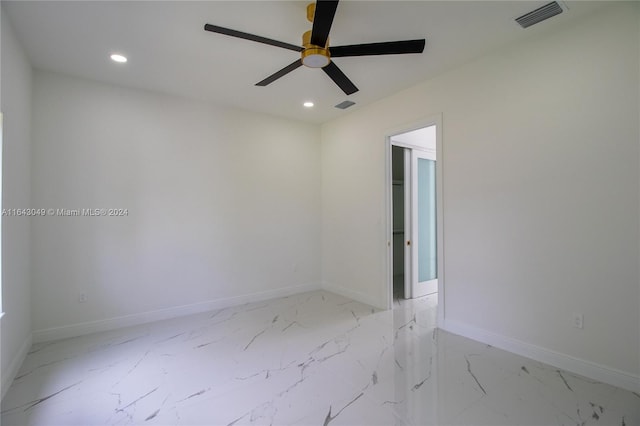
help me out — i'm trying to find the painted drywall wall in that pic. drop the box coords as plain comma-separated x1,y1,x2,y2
1,9,33,396
31,71,321,335
321,2,640,379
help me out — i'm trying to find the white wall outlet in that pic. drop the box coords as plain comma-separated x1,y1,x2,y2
572,313,583,329
78,293,88,303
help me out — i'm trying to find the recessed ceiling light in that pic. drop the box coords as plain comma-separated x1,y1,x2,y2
303,101,314,108
110,54,127,63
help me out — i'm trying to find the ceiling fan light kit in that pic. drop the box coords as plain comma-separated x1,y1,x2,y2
204,0,426,96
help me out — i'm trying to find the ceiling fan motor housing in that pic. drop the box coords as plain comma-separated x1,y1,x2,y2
301,30,330,68
302,3,330,68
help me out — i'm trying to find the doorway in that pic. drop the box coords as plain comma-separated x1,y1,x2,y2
387,118,443,315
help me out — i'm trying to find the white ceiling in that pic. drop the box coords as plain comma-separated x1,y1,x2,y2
3,1,607,124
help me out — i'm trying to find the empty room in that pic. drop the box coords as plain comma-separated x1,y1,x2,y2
1,1,639,425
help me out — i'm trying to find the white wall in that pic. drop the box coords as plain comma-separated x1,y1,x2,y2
1,8,33,396
31,71,321,338
321,2,640,385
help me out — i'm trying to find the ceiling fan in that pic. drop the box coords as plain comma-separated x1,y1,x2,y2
204,0,426,95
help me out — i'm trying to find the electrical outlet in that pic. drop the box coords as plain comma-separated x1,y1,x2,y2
572,313,583,329
78,293,88,303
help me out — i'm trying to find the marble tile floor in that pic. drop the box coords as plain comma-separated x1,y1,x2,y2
2,290,639,426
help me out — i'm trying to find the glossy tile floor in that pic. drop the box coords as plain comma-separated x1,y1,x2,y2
2,291,639,425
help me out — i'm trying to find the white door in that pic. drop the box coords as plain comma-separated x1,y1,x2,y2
409,149,437,298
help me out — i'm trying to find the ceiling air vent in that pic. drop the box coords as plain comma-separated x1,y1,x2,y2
516,1,563,28
335,100,356,110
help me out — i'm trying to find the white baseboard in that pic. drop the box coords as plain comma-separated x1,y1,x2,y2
33,282,322,343
2,332,33,401
321,281,385,310
441,318,640,394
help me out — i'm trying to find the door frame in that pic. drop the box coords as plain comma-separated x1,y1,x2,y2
385,114,445,325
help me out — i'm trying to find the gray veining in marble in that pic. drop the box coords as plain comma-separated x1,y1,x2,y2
1,290,638,425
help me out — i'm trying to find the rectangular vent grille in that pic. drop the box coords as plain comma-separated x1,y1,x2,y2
335,100,356,110
516,1,563,28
